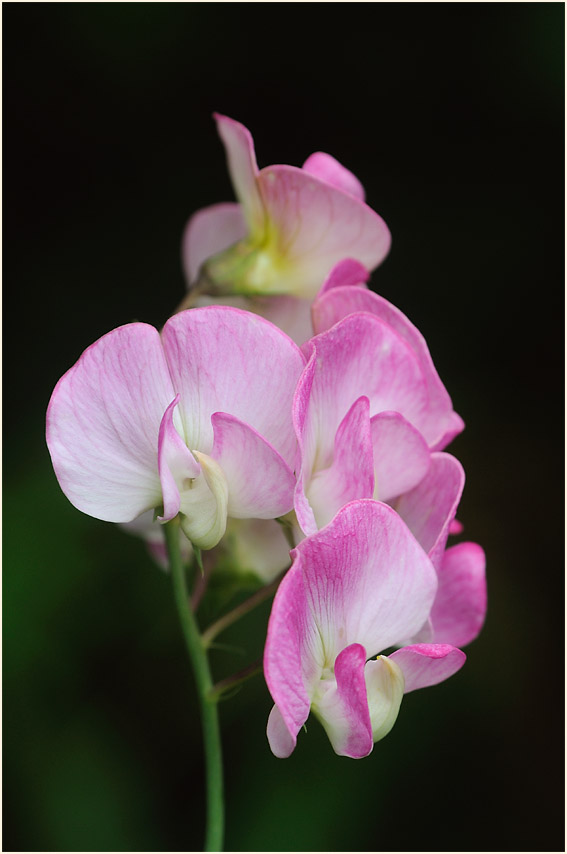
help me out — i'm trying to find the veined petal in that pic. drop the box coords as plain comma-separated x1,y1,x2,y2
210,412,295,519
312,644,373,758
161,306,305,467
157,395,201,522
371,411,431,502
296,313,428,474
214,113,265,235
394,452,465,570
256,165,391,298
318,258,370,295
389,644,466,693
312,286,464,450
364,655,405,742
178,451,228,550
264,561,321,756
291,500,438,669
46,323,175,522
182,202,247,286
430,542,487,647
302,152,366,201
304,396,374,531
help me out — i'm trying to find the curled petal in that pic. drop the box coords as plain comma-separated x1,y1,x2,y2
389,644,466,693
182,202,247,286
364,655,405,743
394,452,465,570
303,396,374,531
157,395,201,523
257,165,391,297
161,306,305,467
318,258,370,295
370,411,431,502
312,644,373,758
302,152,366,201
46,324,175,522
178,451,228,550
211,412,295,519
214,113,264,234
312,286,464,450
430,542,487,647
267,704,297,759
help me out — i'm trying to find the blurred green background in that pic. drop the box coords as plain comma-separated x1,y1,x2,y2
4,3,564,851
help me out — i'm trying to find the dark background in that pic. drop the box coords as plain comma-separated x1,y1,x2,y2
3,3,564,851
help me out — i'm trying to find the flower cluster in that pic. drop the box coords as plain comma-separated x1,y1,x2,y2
47,115,486,760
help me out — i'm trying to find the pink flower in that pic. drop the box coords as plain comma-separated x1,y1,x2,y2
182,115,391,300
47,307,305,550
264,500,466,759
293,308,463,537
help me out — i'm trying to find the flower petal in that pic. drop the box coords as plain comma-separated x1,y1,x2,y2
430,542,487,647
223,518,291,583
303,396,374,531
291,500,438,668
302,152,366,201
267,704,297,759
214,113,265,235
394,452,465,570
178,451,228,550
157,395,201,522
295,313,429,476
256,165,391,297
161,306,305,467
312,643,373,758
210,412,295,519
363,655,405,742
389,644,466,693
312,286,464,450
318,258,370,295
182,202,247,286
370,411,431,502
46,323,175,522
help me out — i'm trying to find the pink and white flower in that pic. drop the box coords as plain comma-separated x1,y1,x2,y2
47,307,305,550
264,500,466,759
182,114,391,301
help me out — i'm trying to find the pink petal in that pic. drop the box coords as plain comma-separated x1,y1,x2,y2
264,562,319,755
370,411,431,502
157,395,201,522
295,313,429,475
257,165,391,297
182,202,247,286
210,412,295,519
389,644,466,693
46,323,175,522
302,152,366,201
311,286,464,450
430,542,487,647
312,644,373,758
267,704,297,759
394,452,465,570
161,306,305,468
225,518,291,584
213,113,265,234
247,295,314,346
449,518,464,535
302,396,374,531
318,258,370,295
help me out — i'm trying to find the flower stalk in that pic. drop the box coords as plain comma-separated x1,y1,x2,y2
165,519,224,852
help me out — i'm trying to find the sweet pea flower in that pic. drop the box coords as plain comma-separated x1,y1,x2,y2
293,309,464,538
182,114,391,301
47,307,305,550
264,500,466,759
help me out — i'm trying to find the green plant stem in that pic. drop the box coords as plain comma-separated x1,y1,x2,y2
201,568,288,649
165,520,224,852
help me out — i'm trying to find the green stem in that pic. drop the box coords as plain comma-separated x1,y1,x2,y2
201,568,287,649
165,520,224,852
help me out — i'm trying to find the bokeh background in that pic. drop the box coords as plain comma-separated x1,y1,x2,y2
4,3,564,851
